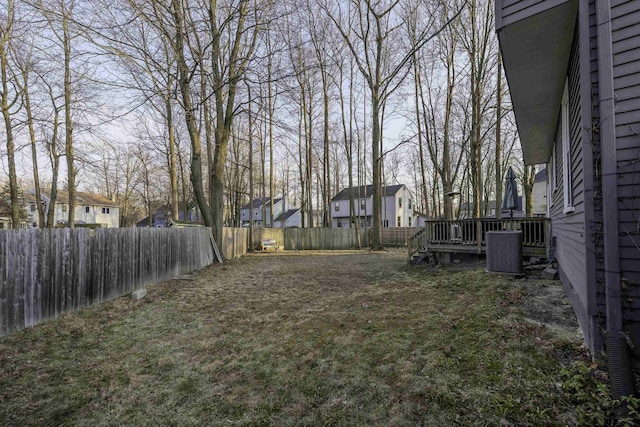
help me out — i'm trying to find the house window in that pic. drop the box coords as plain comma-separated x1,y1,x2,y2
398,197,402,208
62,204,67,212
85,206,90,213
30,203,36,212
408,217,412,226
102,207,110,214
32,222,37,228
360,199,365,210
561,81,574,213
397,216,401,227
335,201,340,211
337,219,342,228
408,199,412,210
384,219,389,228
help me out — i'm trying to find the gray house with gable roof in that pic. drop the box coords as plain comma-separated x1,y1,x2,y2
240,197,285,227
331,184,414,228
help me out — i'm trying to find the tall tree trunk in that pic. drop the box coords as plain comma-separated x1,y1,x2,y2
23,72,45,227
62,6,75,228
267,36,275,228
171,0,212,229
208,0,256,241
166,92,179,222
260,103,267,226
247,84,255,250
412,57,429,220
298,102,306,227
370,91,383,249
523,165,535,217
322,69,331,228
0,3,20,228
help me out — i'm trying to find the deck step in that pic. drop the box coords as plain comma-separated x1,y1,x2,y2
410,250,434,265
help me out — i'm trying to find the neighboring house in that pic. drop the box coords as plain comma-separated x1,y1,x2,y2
26,190,120,228
0,195,28,229
533,168,548,217
331,184,414,228
414,212,429,228
273,208,302,228
496,0,640,384
0,216,28,229
135,208,199,228
240,197,285,227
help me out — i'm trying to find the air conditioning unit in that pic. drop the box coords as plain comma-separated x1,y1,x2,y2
486,231,523,274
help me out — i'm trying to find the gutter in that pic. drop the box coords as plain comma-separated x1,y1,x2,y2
595,0,635,403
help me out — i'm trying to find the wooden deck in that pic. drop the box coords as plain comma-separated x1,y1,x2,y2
408,218,549,262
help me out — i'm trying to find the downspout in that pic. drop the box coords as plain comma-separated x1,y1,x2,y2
595,0,635,402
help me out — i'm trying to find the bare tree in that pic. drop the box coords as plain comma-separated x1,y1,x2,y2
459,0,495,223
320,0,465,249
0,0,21,228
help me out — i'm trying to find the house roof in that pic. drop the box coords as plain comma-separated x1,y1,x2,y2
34,189,120,207
274,208,300,222
331,184,404,201
496,0,578,165
535,168,548,183
241,197,283,210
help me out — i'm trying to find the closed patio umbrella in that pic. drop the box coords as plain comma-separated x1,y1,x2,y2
501,166,519,219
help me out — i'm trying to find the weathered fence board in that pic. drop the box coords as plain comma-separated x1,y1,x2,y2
381,227,421,247
0,227,216,336
235,227,420,251
283,228,368,250
221,228,249,260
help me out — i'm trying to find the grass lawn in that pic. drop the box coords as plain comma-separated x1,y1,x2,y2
0,250,609,425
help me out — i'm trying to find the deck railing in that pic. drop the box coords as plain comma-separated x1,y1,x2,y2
408,217,549,260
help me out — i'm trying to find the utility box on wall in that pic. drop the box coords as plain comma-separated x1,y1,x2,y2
486,231,523,274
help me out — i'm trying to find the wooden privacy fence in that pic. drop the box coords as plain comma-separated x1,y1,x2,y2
0,227,216,336
381,227,421,247
284,228,368,250
252,228,284,251
245,227,420,251
221,227,249,259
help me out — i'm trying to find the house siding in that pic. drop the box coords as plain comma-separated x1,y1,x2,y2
612,0,640,321
240,199,285,227
591,0,640,326
496,0,573,29
549,26,594,344
331,185,413,228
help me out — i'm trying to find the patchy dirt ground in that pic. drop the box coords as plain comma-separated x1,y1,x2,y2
520,271,581,339
0,250,593,426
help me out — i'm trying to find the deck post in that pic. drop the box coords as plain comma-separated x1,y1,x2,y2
476,218,482,254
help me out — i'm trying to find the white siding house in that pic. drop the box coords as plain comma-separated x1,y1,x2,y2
273,208,302,228
240,197,285,227
27,190,120,228
331,184,414,228
533,168,548,216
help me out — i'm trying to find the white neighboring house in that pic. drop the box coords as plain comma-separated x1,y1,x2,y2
27,190,120,228
273,208,302,228
414,212,429,227
240,197,285,227
533,167,548,217
331,184,414,228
